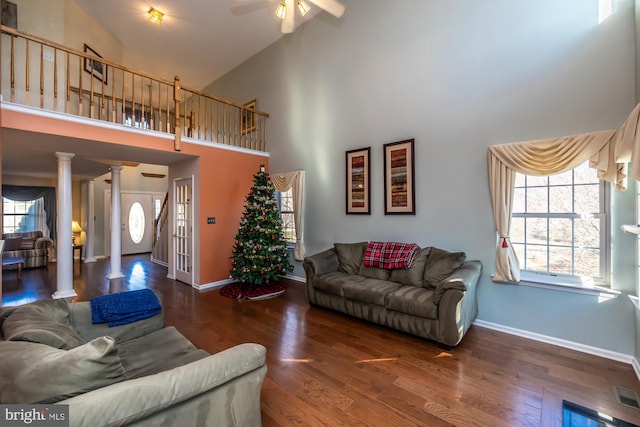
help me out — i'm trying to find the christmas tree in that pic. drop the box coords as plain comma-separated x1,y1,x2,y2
230,166,293,286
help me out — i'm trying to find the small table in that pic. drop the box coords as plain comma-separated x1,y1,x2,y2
73,244,83,262
2,257,25,279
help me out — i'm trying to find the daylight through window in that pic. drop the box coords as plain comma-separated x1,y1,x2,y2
2,197,47,235
278,188,296,245
511,161,609,285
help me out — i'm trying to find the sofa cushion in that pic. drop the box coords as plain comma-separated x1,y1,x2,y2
0,336,127,404
358,264,391,280
334,242,367,275
424,247,467,287
313,271,367,297
117,326,209,379
2,299,86,349
20,237,35,250
389,247,431,287
385,287,438,320
4,236,23,251
342,278,402,305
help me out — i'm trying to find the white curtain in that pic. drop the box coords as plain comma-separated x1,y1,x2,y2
270,170,306,261
488,103,640,283
31,198,50,238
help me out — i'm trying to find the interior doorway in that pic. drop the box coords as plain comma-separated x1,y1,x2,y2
104,191,164,256
174,177,193,285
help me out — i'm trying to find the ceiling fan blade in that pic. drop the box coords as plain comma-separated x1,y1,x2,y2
306,0,345,17
281,0,295,33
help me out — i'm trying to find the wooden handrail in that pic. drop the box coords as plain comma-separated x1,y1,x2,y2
1,25,269,151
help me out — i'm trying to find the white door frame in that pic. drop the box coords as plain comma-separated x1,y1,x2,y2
173,176,194,285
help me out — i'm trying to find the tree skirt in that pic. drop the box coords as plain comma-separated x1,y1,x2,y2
220,282,286,300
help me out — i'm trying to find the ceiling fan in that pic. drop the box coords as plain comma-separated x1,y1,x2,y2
232,0,346,33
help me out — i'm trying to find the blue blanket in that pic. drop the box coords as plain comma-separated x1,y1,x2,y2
90,289,161,327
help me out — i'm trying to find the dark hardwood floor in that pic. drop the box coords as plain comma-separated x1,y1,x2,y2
3,255,640,426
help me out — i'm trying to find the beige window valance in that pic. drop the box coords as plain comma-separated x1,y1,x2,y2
488,103,640,283
270,170,306,261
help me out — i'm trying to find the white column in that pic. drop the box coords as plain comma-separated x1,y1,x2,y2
108,166,124,279
84,179,96,263
52,152,77,299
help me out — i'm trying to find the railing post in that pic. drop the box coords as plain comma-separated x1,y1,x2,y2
174,75,181,151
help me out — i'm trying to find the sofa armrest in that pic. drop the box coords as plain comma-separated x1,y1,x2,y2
433,260,482,305
35,237,53,250
303,248,339,277
68,301,165,343
61,343,267,427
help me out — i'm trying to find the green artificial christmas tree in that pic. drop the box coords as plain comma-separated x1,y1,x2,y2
230,166,293,286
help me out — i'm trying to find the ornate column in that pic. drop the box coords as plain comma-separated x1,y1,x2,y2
52,152,77,299
84,179,96,263
108,166,124,279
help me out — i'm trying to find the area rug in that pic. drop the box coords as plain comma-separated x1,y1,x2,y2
220,282,286,300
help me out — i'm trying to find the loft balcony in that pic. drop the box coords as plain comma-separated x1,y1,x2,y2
0,25,269,168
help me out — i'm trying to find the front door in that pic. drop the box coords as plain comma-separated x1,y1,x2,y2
104,191,157,256
174,177,193,285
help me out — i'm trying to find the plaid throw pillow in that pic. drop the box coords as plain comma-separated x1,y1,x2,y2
364,241,420,269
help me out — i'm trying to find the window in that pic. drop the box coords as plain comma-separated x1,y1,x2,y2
277,188,296,245
511,161,609,286
3,197,47,235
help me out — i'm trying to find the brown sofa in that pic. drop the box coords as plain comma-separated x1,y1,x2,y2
303,242,482,347
2,230,53,268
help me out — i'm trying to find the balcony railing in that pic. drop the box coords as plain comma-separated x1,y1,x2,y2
0,25,268,152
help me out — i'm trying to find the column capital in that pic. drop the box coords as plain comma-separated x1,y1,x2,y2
55,152,75,161
110,165,123,172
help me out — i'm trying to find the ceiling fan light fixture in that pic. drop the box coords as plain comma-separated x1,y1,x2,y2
275,2,287,20
148,7,164,24
297,0,311,16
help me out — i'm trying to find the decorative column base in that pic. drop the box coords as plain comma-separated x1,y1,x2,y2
52,289,78,299
83,257,97,264
107,272,125,280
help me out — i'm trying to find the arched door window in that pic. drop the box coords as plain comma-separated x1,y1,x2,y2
128,201,145,244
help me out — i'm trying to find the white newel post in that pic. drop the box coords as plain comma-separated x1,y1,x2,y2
84,179,96,263
52,152,77,299
108,166,124,279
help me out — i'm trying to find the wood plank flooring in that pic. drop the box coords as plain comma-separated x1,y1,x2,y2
3,255,640,426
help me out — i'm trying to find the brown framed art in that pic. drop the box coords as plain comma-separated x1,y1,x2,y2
241,99,257,135
383,138,415,215
346,147,371,214
83,44,107,85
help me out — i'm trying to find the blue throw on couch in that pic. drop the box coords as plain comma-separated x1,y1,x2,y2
90,289,161,327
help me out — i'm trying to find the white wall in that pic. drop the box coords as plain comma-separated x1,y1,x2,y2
205,0,638,355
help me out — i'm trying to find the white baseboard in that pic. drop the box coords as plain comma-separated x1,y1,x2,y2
194,278,234,291
473,319,633,364
166,274,175,279
150,257,168,267
283,274,305,283
633,357,640,383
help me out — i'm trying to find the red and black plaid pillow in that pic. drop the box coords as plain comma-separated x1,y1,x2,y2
363,241,420,269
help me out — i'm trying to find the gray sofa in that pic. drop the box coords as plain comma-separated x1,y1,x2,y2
303,242,482,347
0,298,267,427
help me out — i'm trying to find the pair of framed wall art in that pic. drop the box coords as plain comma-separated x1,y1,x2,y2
346,138,415,215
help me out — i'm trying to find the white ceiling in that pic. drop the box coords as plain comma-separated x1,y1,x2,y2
73,0,322,90
4,0,327,180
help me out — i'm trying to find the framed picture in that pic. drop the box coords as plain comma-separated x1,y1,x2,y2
241,99,256,135
383,139,415,215
346,147,371,214
83,44,107,84
1,0,17,29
